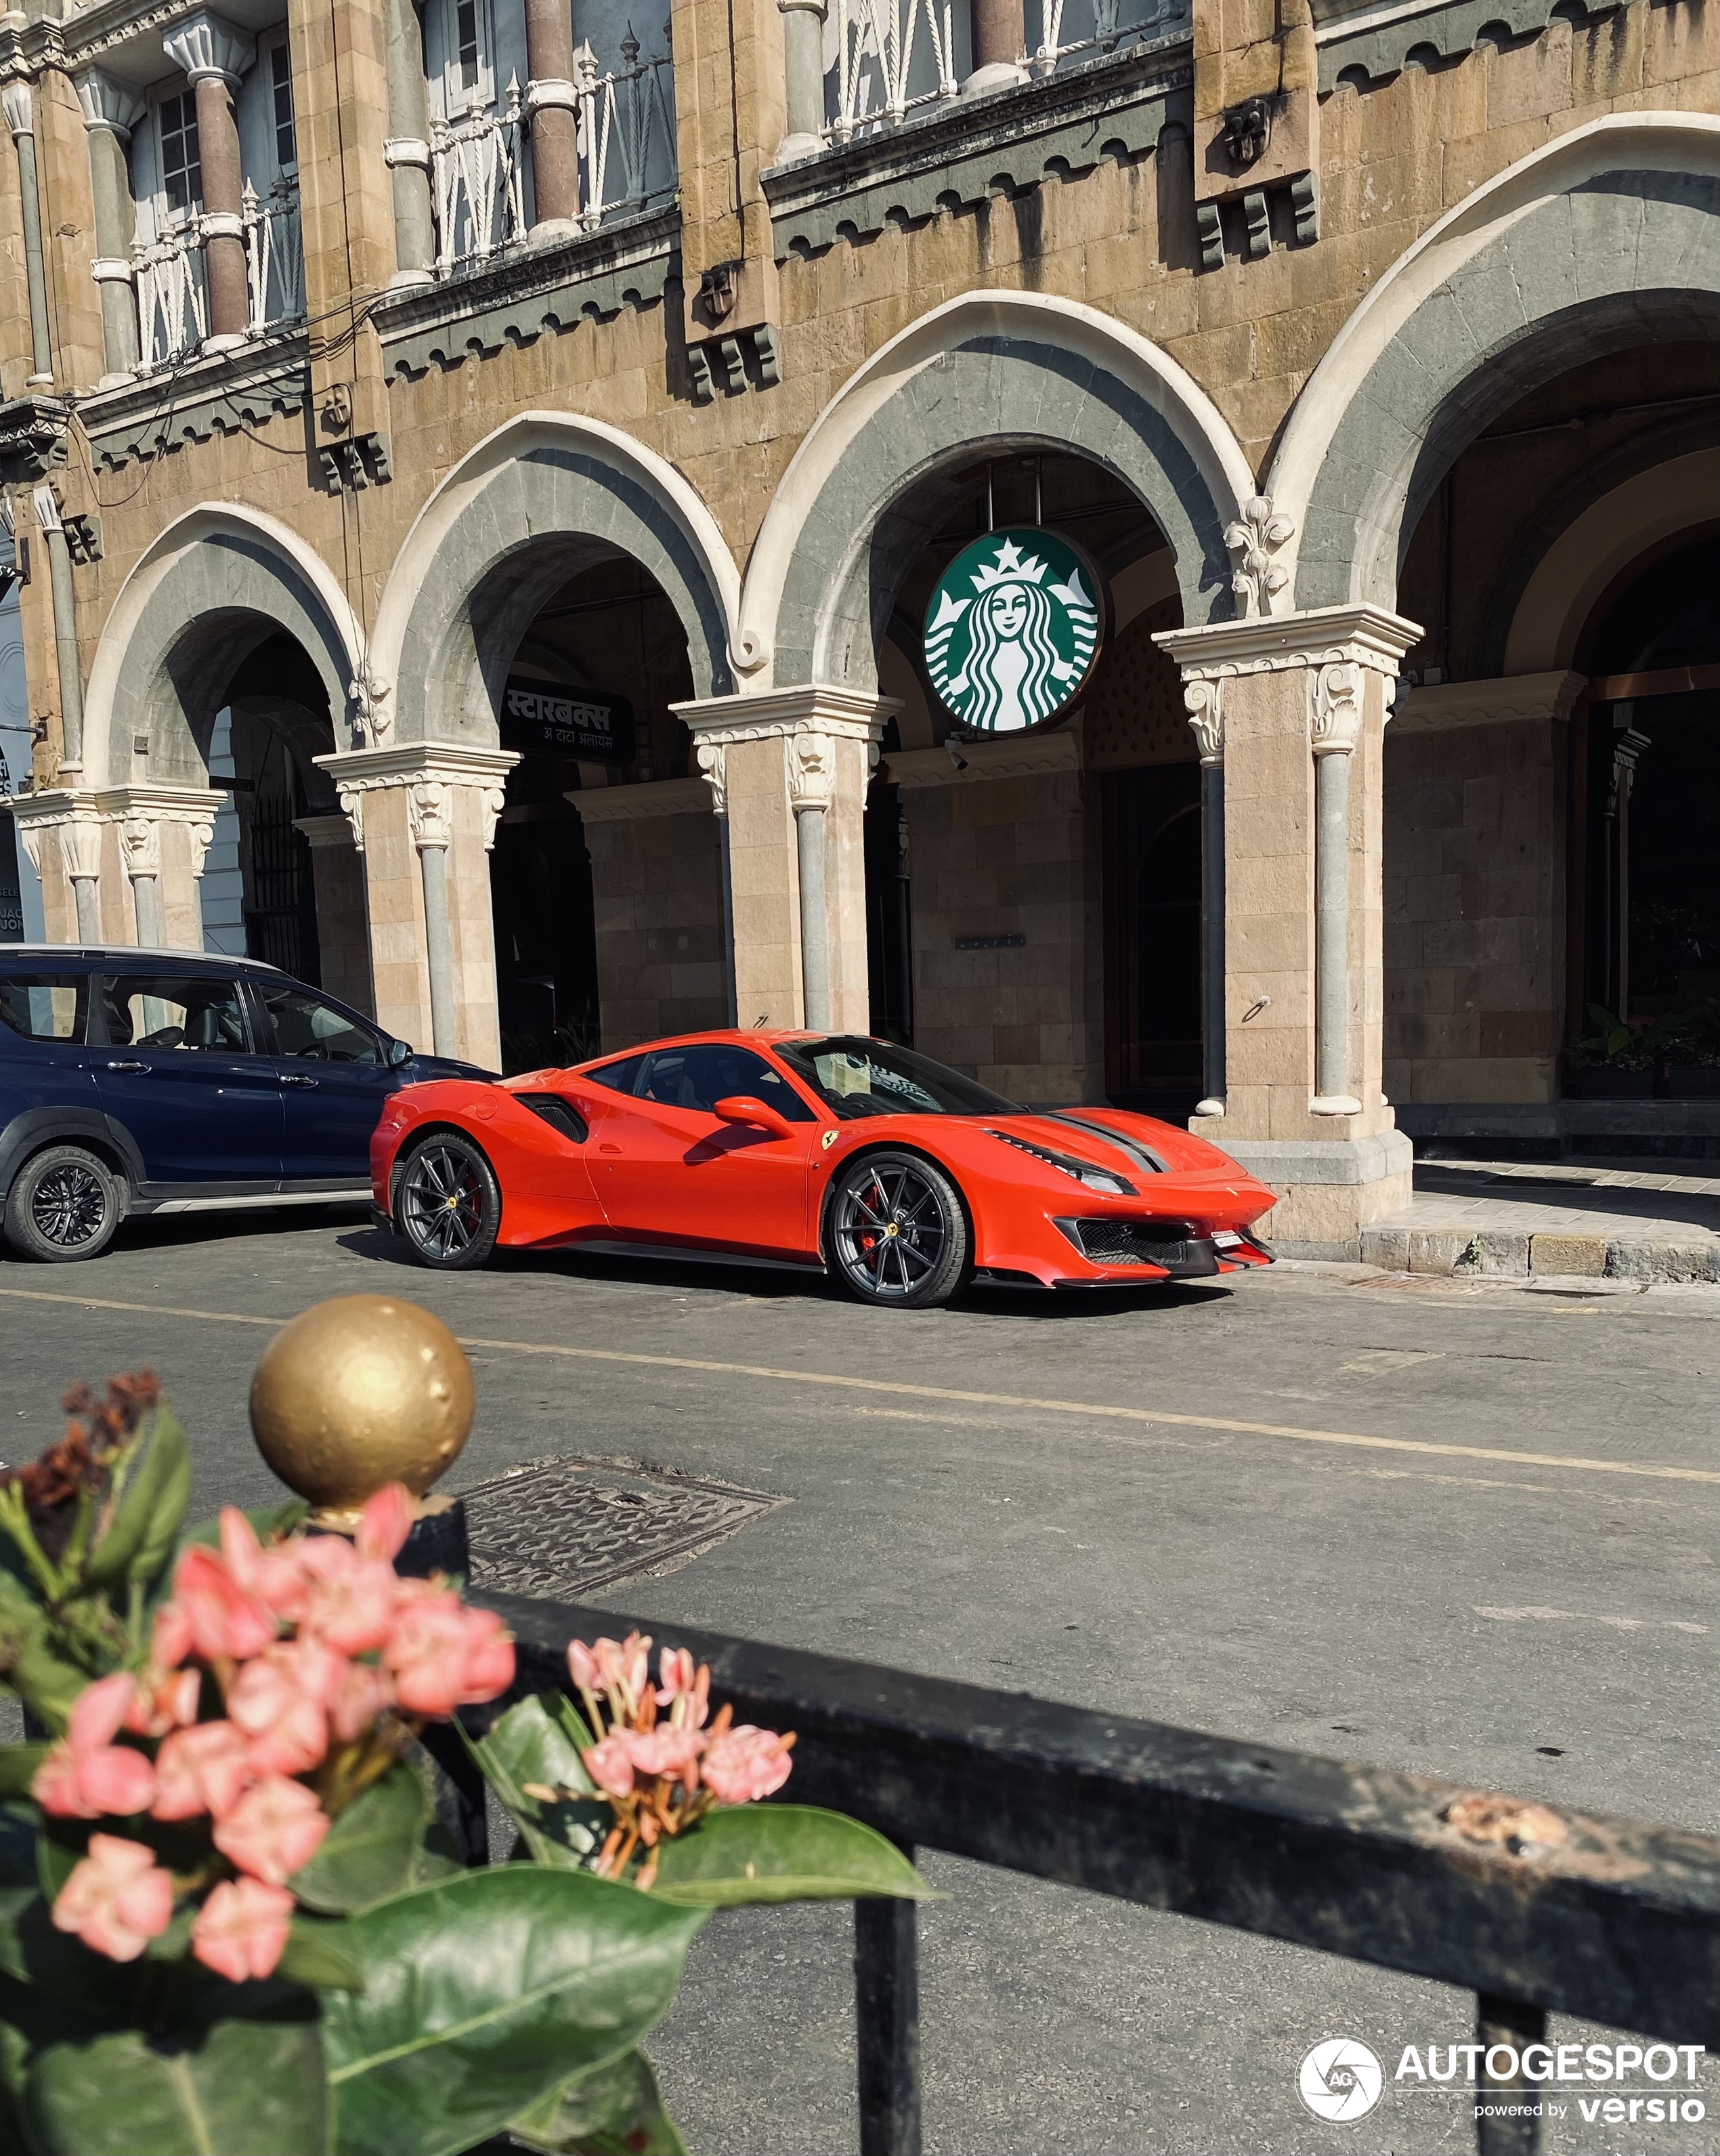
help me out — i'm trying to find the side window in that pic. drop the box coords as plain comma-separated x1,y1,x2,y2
268,40,297,171
0,974,91,1044
102,976,249,1054
261,986,381,1065
637,1046,817,1120
429,0,493,115
586,1053,645,1095
158,91,201,215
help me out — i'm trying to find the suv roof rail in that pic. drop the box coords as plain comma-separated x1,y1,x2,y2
0,946,284,971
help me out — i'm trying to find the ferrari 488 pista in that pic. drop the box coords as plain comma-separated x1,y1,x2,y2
371,1032,1276,1308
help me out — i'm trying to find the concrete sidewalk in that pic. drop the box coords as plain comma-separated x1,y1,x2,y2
1358,1157,1720,1284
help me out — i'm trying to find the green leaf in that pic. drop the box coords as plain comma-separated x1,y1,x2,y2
291,1762,443,1916
276,1919,364,1993
322,1864,706,2156
465,1695,606,1872
648,1805,937,1908
513,2051,685,2156
24,2011,328,2156
84,1408,194,1593
0,1584,91,1736
0,1752,45,1804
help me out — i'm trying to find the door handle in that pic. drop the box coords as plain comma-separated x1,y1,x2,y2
106,1059,148,1073
282,1074,318,1088
599,1143,623,1155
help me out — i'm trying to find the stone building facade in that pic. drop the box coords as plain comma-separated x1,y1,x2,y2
0,0,1713,1249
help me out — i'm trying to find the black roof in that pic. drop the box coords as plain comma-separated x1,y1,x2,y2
0,946,284,972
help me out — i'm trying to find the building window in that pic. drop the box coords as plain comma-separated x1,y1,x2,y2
159,91,201,216
270,43,297,170
456,0,481,88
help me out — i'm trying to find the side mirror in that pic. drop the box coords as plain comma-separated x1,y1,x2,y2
713,1093,792,1139
387,1038,414,1070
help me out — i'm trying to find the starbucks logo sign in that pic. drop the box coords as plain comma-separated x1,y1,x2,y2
923,527,1102,734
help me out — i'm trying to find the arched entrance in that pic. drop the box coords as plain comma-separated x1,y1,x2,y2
362,415,741,1066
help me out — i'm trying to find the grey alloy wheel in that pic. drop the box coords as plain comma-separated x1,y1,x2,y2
827,1150,970,1309
398,1134,501,1270
4,1145,121,1264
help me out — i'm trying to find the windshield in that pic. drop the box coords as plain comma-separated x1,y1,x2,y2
775,1038,1021,1119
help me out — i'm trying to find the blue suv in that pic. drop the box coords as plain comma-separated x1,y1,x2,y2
0,948,489,1263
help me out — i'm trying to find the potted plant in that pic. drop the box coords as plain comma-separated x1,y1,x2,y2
0,1377,930,2155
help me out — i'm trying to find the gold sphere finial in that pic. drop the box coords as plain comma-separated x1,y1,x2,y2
249,1293,475,1512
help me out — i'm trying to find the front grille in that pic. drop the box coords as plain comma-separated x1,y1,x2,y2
1073,1218,1199,1267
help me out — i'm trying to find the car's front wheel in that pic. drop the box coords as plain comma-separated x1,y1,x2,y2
396,1133,500,1270
3,1145,123,1264
826,1150,970,1309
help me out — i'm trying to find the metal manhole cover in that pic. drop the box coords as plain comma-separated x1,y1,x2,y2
456,1456,788,1599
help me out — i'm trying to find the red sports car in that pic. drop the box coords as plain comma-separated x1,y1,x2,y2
370,1032,1276,1308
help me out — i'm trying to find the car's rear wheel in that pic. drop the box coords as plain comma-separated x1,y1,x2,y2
397,1134,500,1270
827,1150,969,1309
4,1145,123,1264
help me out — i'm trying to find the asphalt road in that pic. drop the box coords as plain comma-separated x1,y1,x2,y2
3,1208,1715,2156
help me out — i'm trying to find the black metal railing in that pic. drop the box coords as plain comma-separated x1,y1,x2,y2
467,1586,1719,2156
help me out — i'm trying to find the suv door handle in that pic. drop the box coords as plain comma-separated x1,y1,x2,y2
106,1059,148,1073
281,1074,318,1088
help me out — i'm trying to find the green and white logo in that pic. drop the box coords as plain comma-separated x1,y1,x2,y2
923,527,1102,734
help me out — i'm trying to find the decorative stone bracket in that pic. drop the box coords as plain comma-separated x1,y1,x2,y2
687,327,782,405
319,433,393,495
1194,81,1319,269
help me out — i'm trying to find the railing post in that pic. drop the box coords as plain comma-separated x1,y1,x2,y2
1475,1995,1545,2156
855,1859,922,2156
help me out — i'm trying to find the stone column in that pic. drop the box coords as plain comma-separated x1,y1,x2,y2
1185,679,1226,1117
97,786,224,948
163,12,257,351
2,83,54,385
314,744,517,1070
74,70,145,385
30,486,85,776
775,0,825,163
383,0,435,285
964,0,1027,98
693,744,741,1026
1156,605,1419,1258
674,688,893,1032
12,800,106,942
295,812,374,1015
523,0,581,236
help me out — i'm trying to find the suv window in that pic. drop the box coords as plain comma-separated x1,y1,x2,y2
635,1044,817,1120
0,973,91,1043
258,984,381,1065
102,974,250,1053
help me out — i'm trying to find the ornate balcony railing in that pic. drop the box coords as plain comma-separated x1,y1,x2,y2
132,179,305,373
574,33,677,227
243,177,304,334
827,0,1190,141
431,83,528,272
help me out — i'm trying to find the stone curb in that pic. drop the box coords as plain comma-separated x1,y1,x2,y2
1356,1224,1720,1286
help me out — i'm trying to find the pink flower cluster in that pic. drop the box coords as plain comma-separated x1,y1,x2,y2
565,1633,795,1885
38,1483,515,1982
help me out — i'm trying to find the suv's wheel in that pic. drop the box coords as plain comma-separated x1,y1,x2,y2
396,1133,500,1270
826,1150,970,1309
4,1145,123,1264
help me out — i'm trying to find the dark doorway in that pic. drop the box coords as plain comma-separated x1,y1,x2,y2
1578,536,1720,1028
865,775,913,1044
1103,763,1202,1119
489,754,600,1076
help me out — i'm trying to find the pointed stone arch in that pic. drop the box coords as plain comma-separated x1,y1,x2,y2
370,412,742,742
1268,114,1720,613
737,291,1258,696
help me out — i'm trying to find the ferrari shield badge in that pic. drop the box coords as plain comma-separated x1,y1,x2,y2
923,527,1103,734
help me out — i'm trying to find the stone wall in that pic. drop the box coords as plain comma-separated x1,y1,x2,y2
1383,718,1567,1105
581,808,726,1051
901,765,1101,1106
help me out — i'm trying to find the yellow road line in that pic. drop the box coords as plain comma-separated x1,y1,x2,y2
5,1284,1714,1487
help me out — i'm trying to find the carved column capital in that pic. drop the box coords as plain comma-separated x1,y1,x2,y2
695,740,728,816
74,67,144,138
163,11,256,87
787,725,836,813
1310,660,1364,756
1184,678,1224,765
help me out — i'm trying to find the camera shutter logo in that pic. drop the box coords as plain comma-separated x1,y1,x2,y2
923,528,1102,735
1299,2038,1384,2122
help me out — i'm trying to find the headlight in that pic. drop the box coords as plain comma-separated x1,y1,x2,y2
986,1128,1137,1197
